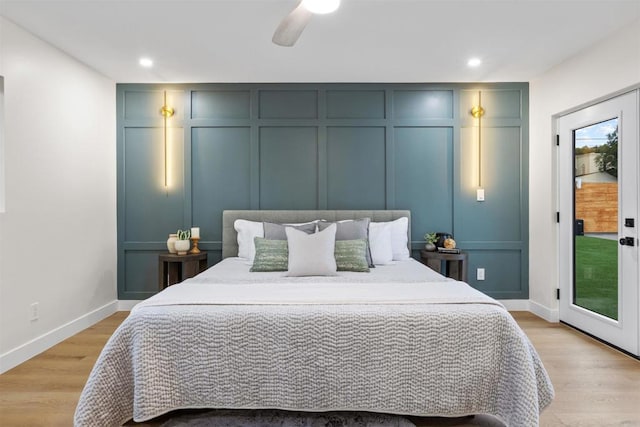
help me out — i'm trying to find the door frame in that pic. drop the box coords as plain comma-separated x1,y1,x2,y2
555,88,639,356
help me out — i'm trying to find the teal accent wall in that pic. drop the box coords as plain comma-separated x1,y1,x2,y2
117,83,529,300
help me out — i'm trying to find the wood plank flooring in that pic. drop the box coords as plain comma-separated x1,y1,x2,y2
0,311,638,426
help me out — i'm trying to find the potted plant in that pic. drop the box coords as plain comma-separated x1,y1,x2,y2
174,229,191,255
424,232,438,252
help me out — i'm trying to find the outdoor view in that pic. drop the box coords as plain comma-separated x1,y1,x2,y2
573,118,618,320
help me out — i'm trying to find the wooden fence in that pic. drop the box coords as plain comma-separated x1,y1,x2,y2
575,182,618,233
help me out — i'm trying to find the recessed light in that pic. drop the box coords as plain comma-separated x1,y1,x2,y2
303,0,340,14
467,58,482,68
139,57,153,68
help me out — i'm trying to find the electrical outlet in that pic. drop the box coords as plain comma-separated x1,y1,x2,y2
477,268,485,281
29,302,39,321
476,188,485,202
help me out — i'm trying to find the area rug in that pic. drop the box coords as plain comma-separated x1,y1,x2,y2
160,409,416,427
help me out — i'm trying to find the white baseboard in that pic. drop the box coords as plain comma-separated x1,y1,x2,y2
0,300,118,374
497,299,530,311
529,300,559,323
117,300,143,311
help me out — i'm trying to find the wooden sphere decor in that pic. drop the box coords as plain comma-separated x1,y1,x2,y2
444,238,456,249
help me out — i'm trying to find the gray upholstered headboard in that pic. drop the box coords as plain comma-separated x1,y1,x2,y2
222,210,411,259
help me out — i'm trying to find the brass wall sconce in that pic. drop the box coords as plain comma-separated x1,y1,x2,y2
471,104,485,119
471,91,485,201
160,91,174,188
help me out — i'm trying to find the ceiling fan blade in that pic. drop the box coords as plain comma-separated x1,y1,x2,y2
272,1,313,47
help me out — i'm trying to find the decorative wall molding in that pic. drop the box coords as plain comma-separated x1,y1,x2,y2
117,83,529,300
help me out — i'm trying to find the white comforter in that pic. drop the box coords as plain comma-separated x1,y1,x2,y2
137,258,497,307
75,258,553,426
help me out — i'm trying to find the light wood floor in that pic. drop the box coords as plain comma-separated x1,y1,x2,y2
1,311,639,426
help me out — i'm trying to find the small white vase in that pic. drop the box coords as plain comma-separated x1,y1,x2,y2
167,234,178,254
174,239,190,255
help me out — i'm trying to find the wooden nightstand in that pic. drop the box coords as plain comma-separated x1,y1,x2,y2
420,250,468,282
158,252,208,290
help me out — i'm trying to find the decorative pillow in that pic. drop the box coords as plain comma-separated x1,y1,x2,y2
371,217,410,261
250,238,288,272
234,219,264,261
317,218,374,268
368,222,394,265
286,224,337,277
389,217,410,260
263,221,316,240
335,239,370,272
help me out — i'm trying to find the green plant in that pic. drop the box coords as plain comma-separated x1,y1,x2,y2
177,229,191,240
595,126,618,178
424,232,438,244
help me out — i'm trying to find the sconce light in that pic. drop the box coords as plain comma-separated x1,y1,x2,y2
160,91,174,188
470,91,485,201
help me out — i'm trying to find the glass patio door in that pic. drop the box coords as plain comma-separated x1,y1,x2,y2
557,90,639,356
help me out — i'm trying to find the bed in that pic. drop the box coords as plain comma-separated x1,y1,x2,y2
74,210,553,426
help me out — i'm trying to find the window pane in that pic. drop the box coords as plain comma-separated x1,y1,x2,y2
573,118,618,320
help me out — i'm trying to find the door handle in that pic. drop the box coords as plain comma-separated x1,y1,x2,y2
619,237,635,246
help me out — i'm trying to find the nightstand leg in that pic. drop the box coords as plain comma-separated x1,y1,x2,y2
460,260,468,283
426,259,442,274
167,263,180,286
158,261,166,290
182,260,197,282
449,261,460,281
198,257,208,273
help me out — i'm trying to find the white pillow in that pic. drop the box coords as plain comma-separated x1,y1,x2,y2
285,223,337,277
234,219,264,261
369,222,394,265
390,217,410,260
372,217,410,260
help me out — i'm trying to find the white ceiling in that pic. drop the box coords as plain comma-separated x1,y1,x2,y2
1,0,638,83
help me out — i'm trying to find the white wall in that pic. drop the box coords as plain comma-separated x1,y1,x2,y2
0,75,5,213
0,17,117,372
529,19,640,321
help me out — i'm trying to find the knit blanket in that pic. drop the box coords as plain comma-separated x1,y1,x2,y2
74,281,553,427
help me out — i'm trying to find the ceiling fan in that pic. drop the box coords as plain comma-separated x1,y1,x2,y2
272,0,341,47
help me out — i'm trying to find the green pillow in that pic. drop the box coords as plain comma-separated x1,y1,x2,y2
250,237,288,272
335,239,370,272
250,237,370,273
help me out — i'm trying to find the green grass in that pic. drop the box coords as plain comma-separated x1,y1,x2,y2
574,236,618,319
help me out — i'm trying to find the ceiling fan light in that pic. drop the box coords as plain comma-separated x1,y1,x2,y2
302,0,340,14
